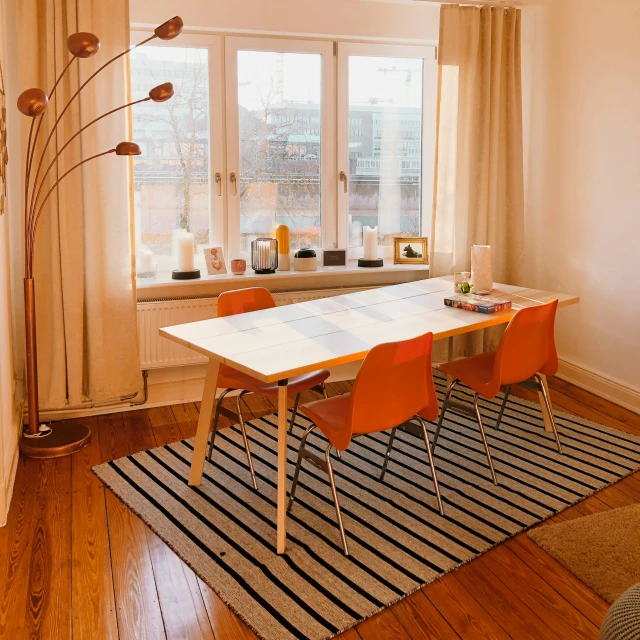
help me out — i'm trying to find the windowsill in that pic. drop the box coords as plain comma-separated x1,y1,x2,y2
136,260,430,301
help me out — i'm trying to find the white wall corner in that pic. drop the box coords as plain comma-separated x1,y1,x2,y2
0,439,20,527
557,359,640,416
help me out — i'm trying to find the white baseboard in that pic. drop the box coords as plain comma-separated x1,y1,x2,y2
557,359,640,416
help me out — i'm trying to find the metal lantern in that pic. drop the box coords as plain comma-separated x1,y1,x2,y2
251,238,278,274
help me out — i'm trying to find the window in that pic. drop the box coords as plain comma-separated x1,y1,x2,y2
338,44,436,257
236,49,322,251
131,33,435,272
131,34,224,272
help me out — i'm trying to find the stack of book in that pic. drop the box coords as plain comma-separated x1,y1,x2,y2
444,294,512,314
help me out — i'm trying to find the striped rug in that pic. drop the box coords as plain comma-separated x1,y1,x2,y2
93,374,640,640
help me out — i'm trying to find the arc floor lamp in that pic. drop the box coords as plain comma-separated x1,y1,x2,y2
17,16,183,458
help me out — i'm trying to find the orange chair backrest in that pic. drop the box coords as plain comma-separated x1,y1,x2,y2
217,287,276,318
342,332,437,446
494,299,559,386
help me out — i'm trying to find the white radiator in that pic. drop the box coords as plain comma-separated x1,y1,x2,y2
137,287,370,370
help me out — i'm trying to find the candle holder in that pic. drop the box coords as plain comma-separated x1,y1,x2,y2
172,268,200,280
358,258,384,268
136,264,157,280
172,231,200,279
251,238,278,274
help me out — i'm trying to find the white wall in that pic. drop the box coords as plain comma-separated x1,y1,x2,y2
130,0,441,42
522,0,640,408
0,0,22,526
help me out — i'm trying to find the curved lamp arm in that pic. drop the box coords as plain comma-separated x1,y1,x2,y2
25,142,141,277
27,17,183,223
28,83,172,225
26,33,101,215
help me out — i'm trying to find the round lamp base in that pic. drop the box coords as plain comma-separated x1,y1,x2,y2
358,258,384,268
20,421,91,459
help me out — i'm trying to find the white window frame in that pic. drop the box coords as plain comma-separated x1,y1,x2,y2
224,37,337,260
336,42,437,259
131,32,226,269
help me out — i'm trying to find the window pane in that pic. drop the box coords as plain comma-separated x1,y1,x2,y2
130,46,210,260
347,56,423,248
237,51,322,252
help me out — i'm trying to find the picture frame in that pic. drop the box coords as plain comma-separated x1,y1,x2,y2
393,237,429,265
203,246,227,275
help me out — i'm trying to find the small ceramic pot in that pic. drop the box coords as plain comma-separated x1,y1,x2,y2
293,248,318,272
231,258,246,275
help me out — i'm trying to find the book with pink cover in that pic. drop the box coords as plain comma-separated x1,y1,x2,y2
444,294,512,314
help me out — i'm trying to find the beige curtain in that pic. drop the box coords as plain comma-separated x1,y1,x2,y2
15,0,142,409
431,4,525,357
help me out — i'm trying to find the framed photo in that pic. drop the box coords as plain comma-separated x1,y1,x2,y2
203,246,227,275
394,237,429,265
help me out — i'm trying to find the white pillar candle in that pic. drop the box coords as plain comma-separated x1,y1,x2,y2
177,233,195,272
363,225,378,261
137,248,153,274
470,244,493,292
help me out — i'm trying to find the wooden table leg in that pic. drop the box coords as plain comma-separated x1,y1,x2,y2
537,373,554,433
277,379,289,554
189,358,221,486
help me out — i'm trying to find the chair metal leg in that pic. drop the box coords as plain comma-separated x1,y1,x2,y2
207,388,233,461
326,443,349,556
416,416,444,515
236,391,258,490
473,393,498,485
495,385,511,429
432,379,458,451
379,428,396,481
319,383,341,458
288,393,301,435
535,374,563,454
287,425,316,512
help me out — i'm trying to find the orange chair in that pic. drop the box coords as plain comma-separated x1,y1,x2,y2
434,299,562,486
288,332,444,555
206,287,330,489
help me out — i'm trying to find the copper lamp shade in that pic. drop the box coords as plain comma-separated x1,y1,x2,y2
154,16,184,40
67,32,101,58
115,141,141,156
149,82,174,103
17,88,48,117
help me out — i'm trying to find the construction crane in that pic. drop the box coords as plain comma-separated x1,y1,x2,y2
377,66,413,86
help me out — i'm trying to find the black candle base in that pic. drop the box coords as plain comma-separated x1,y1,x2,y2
358,258,384,268
172,268,201,280
253,268,276,274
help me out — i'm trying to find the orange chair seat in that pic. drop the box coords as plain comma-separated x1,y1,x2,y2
438,352,497,397
218,365,330,397
299,393,352,450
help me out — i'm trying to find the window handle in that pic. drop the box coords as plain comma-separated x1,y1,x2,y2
230,172,238,196
339,171,347,193
215,172,222,196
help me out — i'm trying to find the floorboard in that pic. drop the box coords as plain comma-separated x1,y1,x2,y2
2,376,635,639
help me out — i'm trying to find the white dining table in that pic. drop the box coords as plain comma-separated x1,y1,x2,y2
160,276,579,554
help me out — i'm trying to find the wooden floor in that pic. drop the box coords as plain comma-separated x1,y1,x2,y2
2,377,640,639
